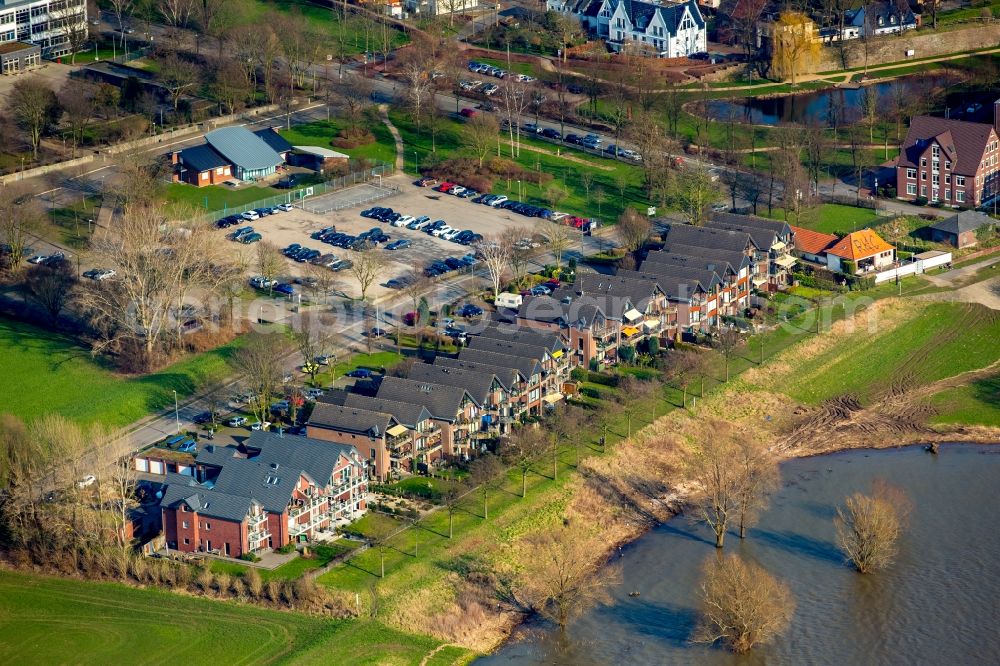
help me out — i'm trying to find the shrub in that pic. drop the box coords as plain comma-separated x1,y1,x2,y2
618,344,636,363
588,357,600,372
195,567,214,592
214,571,231,595
245,567,264,598
332,126,375,149
275,542,296,555
570,367,587,382
239,552,261,562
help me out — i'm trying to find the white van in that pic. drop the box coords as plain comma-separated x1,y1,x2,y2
495,293,523,309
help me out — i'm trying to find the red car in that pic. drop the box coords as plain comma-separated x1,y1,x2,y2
403,311,419,326
459,108,478,118
437,182,454,192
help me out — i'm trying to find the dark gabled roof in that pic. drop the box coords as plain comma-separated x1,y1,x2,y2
557,272,662,311
846,1,916,28
343,394,432,428
616,268,710,302
254,127,294,154
656,242,753,272
407,363,501,405
518,293,617,329
243,431,358,484
178,144,229,173
160,479,256,522
477,321,566,354
205,126,282,171
641,249,738,280
583,0,605,17
316,389,351,406
898,115,996,175
706,212,792,248
465,334,559,363
434,356,523,392
620,0,705,32
627,261,722,293
376,377,476,421
929,210,994,235
660,223,757,253
457,347,541,381
308,402,395,438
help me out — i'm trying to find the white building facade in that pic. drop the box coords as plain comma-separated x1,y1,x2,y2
548,0,706,58
0,0,87,58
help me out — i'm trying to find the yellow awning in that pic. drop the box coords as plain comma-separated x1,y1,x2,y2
542,393,563,404
386,424,408,437
774,254,797,268
622,326,641,337
551,349,564,359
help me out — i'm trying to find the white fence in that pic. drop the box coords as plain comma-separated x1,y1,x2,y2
873,251,952,283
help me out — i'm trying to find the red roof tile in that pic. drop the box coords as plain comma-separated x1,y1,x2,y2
790,226,838,255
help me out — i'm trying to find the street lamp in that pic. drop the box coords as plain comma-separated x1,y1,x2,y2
413,150,419,174
172,390,180,434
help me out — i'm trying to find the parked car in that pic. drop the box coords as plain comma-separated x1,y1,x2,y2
250,420,271,431
347,368,375,379
225,416,246,427
76,474,97,489
273,283,295,295
458,303,484,317
241,210,260,221
276,203,293,212
193,411,218,425
417,177,439,187
239,233,262,244
368,327,388,338
459,108,478,118
541,128,562,140
385,239,412,250
84,268,116,280
249,276,276,289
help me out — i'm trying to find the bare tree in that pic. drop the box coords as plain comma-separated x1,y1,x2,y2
835,481,911,574
469,453,504,520
666,348,704,409
616,375,656,439
734,439,780,539
9,77,60,160
24,263,76,322
502,427,545,497
694,554,795,653
714,328,743,383
212,58,251,115
462,113,499,168
441,486,462,538
58,82,95,157
520,525,621,633
158,52,201,113
400,60,434,137
256,241,284,296
615,209,651,263
669,165,717,226
296,321,330,386
475,235,511,300
349,244,387,302
97,447,138,559
54,0,90,65
159,0,197,31
685,421,745,548
546,222,572,273
0,188,42,276
232,333,289,425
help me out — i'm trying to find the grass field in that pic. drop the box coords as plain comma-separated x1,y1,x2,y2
279,118,397,165
164,183,287,214
0,570,467,665
784,302,1000,405
0,318,243,427
759,203,881,235
930,375,1000,427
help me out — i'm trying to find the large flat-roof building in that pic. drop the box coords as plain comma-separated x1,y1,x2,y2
0,0,87,59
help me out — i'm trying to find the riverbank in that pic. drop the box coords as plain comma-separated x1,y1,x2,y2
472,297,1000,657
481,442,1000,664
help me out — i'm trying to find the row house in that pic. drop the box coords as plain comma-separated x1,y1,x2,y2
660,224,761,303
636,250,744,319
375,377,482,461
618,265,720,332
518,293,622,368
704,213,797,290
464,334,569,404
160,433,367,557
450,348,547,416
409,363,512,440
896,106,1000,208
551,272,671,347
307,402,421,482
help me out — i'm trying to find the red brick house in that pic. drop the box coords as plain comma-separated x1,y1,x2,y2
896,106,1000,207
160,433,367,558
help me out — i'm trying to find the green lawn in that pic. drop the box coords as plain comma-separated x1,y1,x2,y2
210,542,359,580
46,195,102,249
474,56,539,78
308,351,404,388
783,302,1000,405
165,183,286,214
0,317,243,426
759,203,881,235
0,569,466,665
930,375,1000,427
278,118,397,165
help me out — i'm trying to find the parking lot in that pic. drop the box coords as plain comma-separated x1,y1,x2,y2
221,176,598,302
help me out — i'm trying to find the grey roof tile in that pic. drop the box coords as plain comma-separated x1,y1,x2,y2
205,126,282,172
376,376,475,421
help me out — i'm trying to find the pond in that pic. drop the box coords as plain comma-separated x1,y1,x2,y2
478,444,1000,665
700,74,964,127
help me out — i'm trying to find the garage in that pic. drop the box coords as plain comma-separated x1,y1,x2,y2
148,460,164,475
